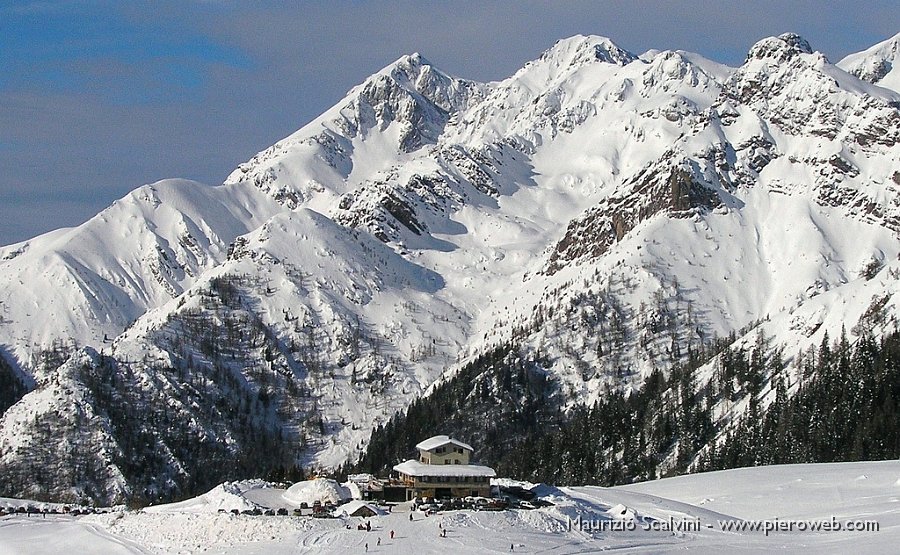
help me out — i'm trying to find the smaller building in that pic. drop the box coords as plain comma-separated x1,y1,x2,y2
415,436,473,465
333,500,386,518
393,435,496,500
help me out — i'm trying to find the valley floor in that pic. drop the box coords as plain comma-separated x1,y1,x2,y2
1,461,898,554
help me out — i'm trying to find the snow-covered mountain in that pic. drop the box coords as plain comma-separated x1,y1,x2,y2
839,32,900,93
2,32,900,504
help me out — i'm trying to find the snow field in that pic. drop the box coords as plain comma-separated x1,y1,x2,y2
1,462,898,553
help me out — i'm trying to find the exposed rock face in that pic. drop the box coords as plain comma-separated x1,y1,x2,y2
547,160,724,274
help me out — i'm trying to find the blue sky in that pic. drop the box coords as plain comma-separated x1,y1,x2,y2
1,1,897,245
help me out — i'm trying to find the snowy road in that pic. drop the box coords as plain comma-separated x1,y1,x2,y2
0,516,150,555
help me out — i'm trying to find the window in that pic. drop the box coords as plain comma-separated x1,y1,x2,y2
455,459,461,464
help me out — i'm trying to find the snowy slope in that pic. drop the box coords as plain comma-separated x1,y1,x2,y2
1,461,898,554
0,179,286,369
0,349,130,504
839,32,900,93
0,52,482,370
1,32,900,503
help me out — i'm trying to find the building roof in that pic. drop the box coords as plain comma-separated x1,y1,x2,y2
332,500,387,517
415,435,474,452
393,460,496,478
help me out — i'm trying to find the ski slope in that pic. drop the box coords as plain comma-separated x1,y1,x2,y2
0,461,897,554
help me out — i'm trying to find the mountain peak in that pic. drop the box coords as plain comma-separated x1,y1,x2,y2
838,32,900,91
539,34,637,68
377,51,441,84
392,51,431,71
777,33,813,54
746,33,814,63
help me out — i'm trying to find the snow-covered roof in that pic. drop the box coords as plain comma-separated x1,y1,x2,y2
393,460,496,478
415,435,474,452
333,500,387,517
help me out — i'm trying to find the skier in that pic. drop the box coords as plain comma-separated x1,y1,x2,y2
365,543,368,552
377,537,381,546
409,513,413,521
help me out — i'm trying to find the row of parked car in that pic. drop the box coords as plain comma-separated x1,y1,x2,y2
217,507,292,516
215,500,338,518
0,505,111,517
413,495,551,513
